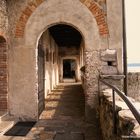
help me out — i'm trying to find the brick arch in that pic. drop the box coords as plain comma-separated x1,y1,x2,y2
0,36,8,111
81,0,109,36
15,0,109,38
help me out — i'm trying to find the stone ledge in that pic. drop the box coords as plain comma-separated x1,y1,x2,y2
100,66,118,75
100,74,125,80
100,89,140,140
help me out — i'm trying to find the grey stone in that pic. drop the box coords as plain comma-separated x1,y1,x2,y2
100,49,117,62
100,88,140,140
101,66,118,75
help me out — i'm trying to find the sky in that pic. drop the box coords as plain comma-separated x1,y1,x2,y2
125,0,140,63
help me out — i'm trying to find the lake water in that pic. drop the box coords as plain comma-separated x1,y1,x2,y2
128,64,140,72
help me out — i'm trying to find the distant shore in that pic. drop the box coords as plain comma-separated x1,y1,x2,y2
128,67,140,72
128,63,140,72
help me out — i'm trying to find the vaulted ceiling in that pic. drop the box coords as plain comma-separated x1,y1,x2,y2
49,24,82,47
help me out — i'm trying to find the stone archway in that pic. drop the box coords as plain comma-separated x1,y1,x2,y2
15,0,109,38
9,0,102,121
0,36,8,111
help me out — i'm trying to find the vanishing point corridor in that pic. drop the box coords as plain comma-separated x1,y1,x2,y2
25,83,102,140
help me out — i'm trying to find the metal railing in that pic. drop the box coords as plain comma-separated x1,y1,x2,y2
99,79,140,134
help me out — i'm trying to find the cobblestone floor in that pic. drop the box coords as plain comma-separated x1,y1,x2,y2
0,83,102,140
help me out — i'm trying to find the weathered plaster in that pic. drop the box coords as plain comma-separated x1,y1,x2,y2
106,0,123,73
9,47,38,120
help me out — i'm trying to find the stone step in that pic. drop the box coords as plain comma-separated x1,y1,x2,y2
0,120,15,136
0,112,8,123
1,114,20,122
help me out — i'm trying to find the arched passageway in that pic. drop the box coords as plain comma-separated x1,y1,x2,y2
34,24,102,138
37,24,85,116
9,0,102,122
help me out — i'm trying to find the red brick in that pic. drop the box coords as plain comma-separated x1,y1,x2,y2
0,37,8,111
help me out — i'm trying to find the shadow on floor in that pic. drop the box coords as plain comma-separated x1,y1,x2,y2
4,122,36,136
2,83,103,140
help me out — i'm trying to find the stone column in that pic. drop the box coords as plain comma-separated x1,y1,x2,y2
84,50,101,122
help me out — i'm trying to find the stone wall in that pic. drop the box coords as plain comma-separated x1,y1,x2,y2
0,37,8,111
128,72,140,102
38,39,45,115
100,89,140,140
0,0,8,37
84,50,101,122
59,47,79,56
41,31,59,98
0,0,8,111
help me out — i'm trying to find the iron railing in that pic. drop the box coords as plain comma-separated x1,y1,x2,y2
99,79,140,134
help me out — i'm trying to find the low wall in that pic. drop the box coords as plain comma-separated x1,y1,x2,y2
128,72,140,101
99,89,140,140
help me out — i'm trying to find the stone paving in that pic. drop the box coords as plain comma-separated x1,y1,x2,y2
0,83,102,140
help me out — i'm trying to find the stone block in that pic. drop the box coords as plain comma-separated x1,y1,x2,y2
100,49,117,62
101,66,118,75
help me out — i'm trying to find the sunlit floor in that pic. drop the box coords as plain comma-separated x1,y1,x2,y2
0,83,102,140
40,82,85,120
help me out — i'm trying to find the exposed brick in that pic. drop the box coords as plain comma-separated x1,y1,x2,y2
0,36,8,111
23,7,33,16
85,1,109,36
36,0,44,5
83,0,92,8
15,0,109,38
15,2,38,38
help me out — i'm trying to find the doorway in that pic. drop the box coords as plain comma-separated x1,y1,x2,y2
63,59,76,79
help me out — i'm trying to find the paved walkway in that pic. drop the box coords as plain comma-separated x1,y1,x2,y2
0,83,102,140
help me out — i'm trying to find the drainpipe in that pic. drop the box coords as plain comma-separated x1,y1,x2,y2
122,0,128,95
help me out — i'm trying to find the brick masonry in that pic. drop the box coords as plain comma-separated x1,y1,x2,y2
81,0,109,36
0,36,8,111
0,0,8,111
15,0,109,38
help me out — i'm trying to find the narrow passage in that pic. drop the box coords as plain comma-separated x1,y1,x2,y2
26,83,102,140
